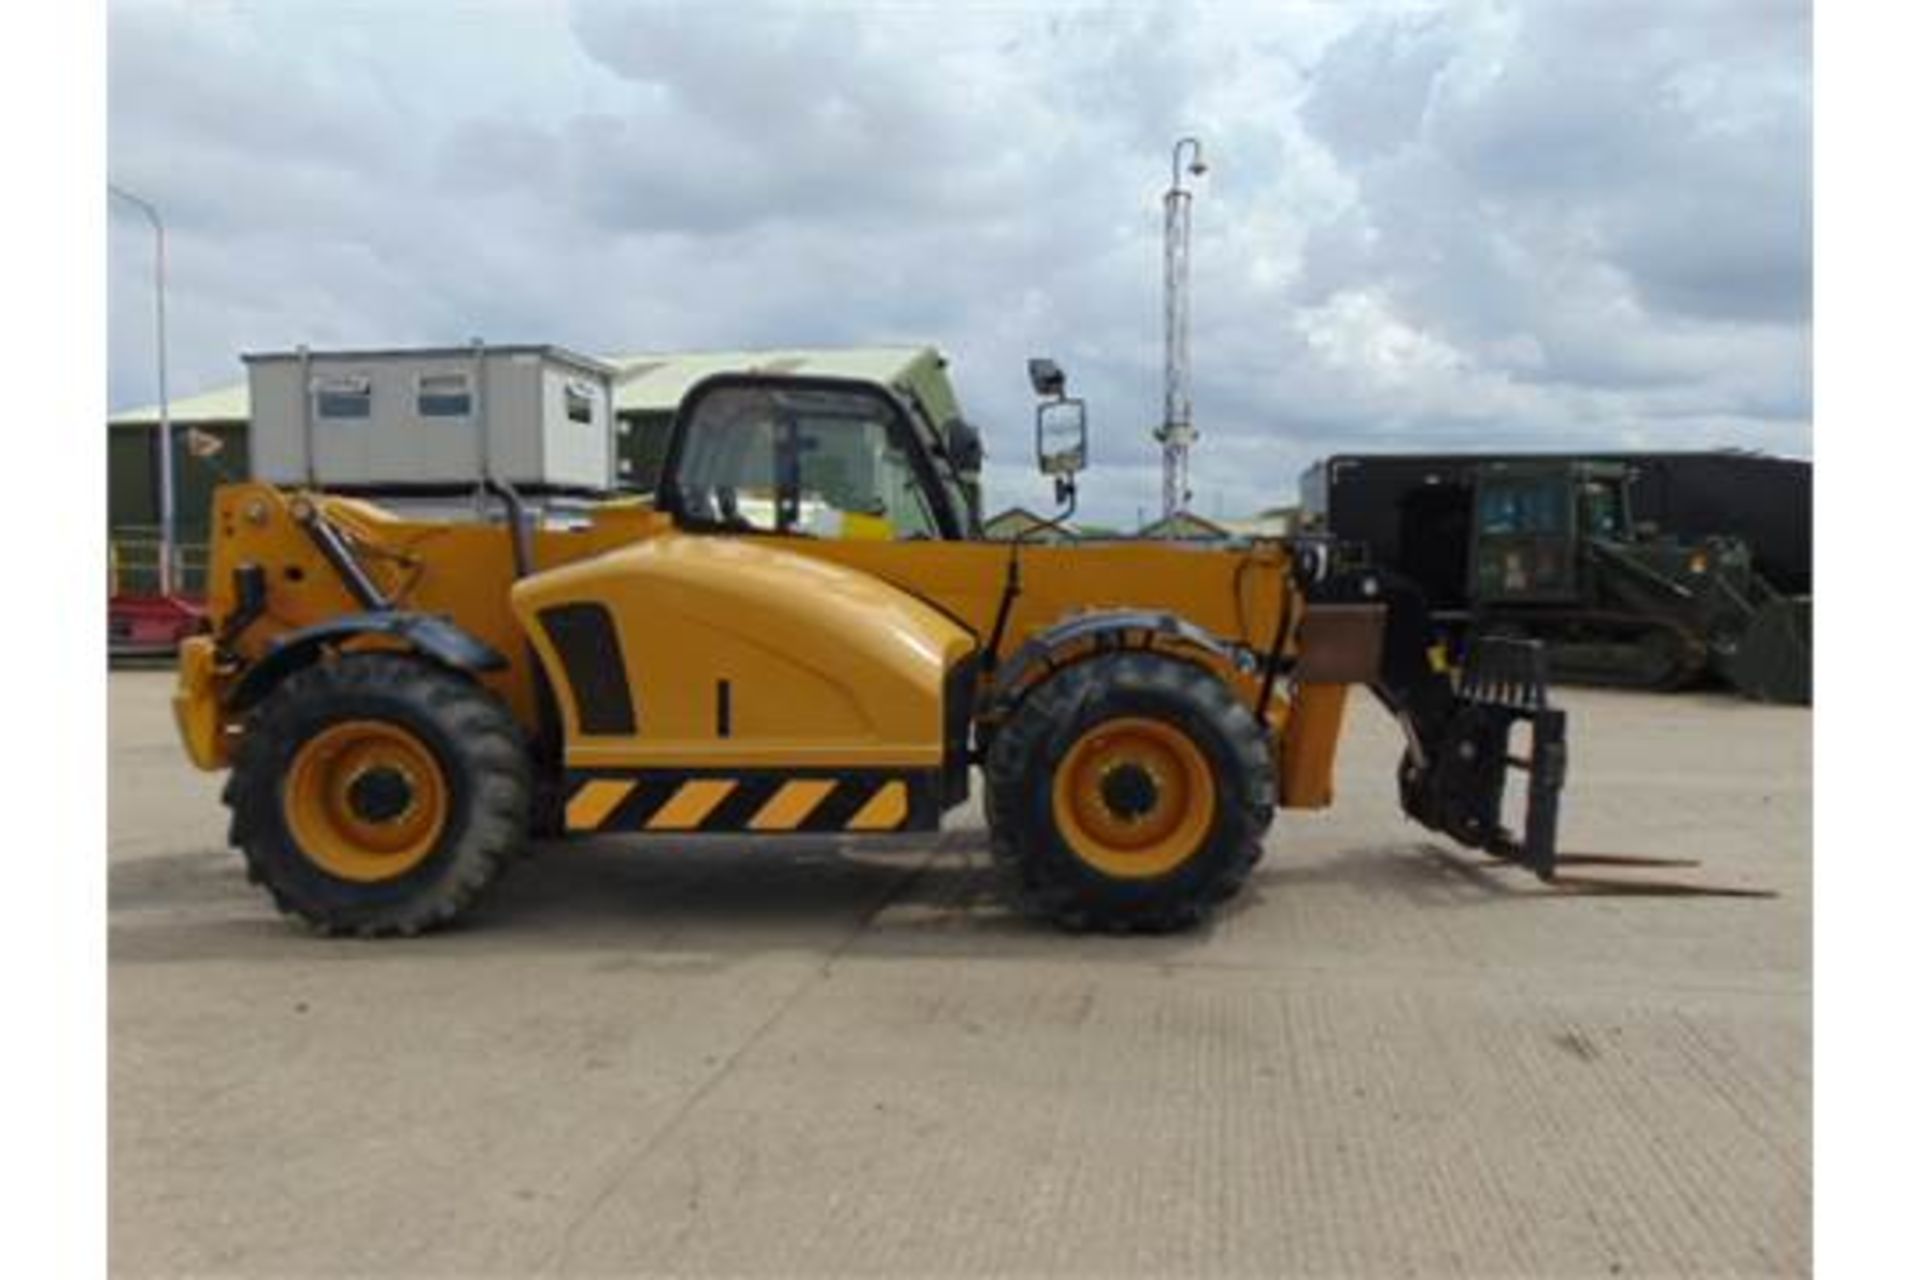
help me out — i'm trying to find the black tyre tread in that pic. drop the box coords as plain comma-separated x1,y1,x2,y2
223,653,532,938
984,652,1273,933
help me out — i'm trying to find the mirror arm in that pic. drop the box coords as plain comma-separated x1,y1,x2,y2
1017,474,1078,545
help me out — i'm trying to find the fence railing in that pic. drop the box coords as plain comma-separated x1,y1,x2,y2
108,528,210,598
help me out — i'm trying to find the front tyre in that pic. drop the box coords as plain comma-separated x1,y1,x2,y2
985,652,1273,932
224,653,532,937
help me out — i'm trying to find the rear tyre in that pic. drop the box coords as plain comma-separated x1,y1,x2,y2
985,652,1273,933
224,653,532,937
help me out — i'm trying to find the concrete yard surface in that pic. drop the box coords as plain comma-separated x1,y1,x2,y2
109,670,1810,1277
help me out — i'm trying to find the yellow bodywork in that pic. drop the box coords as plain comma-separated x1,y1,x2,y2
1278,682,1351,809
511,533,973,771
176,481,1357,808
173,635,230,770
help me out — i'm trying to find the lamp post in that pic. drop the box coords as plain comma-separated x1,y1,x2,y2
1156,136,1207,522
109,183,175,598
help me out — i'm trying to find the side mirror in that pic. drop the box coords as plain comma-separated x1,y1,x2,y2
1036,398,1087,478
1027,357,1066,399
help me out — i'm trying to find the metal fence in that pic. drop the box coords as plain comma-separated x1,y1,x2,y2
109,528,209,598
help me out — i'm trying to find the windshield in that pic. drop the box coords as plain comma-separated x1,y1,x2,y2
1477,479,1569,537
673,385,945,540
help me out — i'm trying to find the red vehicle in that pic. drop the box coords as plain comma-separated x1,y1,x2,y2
108,534,204,655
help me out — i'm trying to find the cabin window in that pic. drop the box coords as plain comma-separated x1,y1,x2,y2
312,374,371,420
1477,480,1568,537
565,380,597,425
416,372,472,418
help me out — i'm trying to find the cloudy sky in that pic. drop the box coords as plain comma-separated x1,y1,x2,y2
108,0,1810,526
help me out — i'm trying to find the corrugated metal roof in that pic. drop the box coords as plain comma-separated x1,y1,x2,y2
111,345,948,426
109,382,251,427
1138,512,1234,541
1217,514,1295,538
242,343,618,374
605,346,946,414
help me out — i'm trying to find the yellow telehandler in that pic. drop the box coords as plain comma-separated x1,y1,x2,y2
171,355,1567,936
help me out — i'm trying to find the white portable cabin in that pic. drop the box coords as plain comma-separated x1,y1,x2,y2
242,344,618,491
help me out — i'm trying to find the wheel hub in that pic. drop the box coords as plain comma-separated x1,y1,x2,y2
1099,762,1160,821
346,766,415,824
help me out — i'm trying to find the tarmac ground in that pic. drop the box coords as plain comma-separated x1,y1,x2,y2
109,669,1810,1277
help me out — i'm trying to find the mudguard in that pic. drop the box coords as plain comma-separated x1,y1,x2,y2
227,611,507,714
988,609,1243,713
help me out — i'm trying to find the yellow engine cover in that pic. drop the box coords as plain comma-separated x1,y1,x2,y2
510,532,976,774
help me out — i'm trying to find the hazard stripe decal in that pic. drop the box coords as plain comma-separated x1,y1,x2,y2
562,770,937,834
847,781,909,831
565,779,636,831
749,780,836,831
646,779,737,830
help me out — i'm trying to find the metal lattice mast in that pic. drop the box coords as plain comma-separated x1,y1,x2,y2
1157,137,1206,522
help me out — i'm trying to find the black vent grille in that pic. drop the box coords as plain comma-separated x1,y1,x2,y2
540,603,637,735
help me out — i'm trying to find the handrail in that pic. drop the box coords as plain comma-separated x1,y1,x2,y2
108,531,209,597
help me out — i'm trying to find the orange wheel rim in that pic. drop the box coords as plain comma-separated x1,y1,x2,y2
1051,716,1216,879
283,719,448,882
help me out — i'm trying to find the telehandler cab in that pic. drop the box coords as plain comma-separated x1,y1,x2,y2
172,353,1568,936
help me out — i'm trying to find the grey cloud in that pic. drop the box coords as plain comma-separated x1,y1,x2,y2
1303,1,1810,331
1606,171,1811,324
1298,10,1451,162
562,0,1016,236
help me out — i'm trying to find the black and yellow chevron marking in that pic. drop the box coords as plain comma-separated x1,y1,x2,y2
563,770,934,834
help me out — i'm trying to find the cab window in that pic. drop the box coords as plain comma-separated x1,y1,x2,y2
672,385,945,540
1579,480,1626,539
1476,480,1568,537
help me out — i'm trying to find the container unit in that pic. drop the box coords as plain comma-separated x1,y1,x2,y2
243,344,618,492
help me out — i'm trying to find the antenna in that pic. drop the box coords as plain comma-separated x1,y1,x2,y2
1156,136,1206,521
